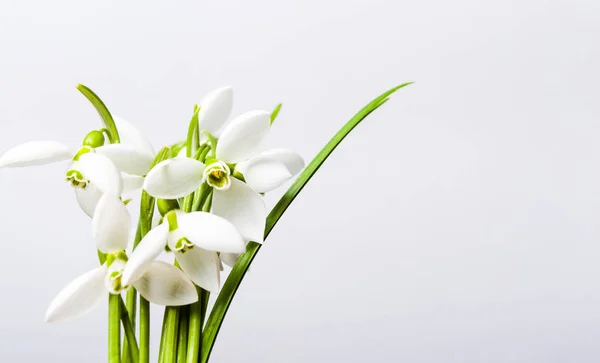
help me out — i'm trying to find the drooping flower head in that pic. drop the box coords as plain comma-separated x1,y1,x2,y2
0,117,155,217
45,193,198,323
143,87,305,245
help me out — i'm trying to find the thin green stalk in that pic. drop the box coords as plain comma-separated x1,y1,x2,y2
176,306,190,363
200,83,413,363
122,225,141,363
108,294,122,363
139,297,151,363
76,84,120,143
185,288,207,363
119,298,139,363
162,307,181,363
198,145,211,163
202,190,213,212
158,308,169,363
122,290,137,363
138,147,171,363
192,183,212,212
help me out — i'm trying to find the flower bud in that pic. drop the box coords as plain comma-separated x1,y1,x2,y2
82,130,105,148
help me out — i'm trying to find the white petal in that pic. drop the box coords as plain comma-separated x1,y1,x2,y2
122,173,144,193
260,149,305,175
235,149,305,193
212,178,266,243
96,144,154,176
143,158,204,199
177,211,246,253
215,110,271,163
175,248,220,293
74,183,103,218
93,194,131,253
198,86,233,133
122,224,168,286
78,153,123,195
114,116,155,157
133,261,198,306
236,160,291,193
0,141,73,168
45,266,107,323
220,253,241,268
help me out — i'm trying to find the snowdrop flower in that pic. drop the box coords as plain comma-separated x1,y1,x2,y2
45,194,197,323
122,208,245,293
0,117,155,217
143,87,305,243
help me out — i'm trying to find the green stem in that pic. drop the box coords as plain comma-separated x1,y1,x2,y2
176,306,190,363
202,190,213,212
192,183,212,212
139,297,151,363
162,307,181,363
108,294,121,363
122,282,138,362
185,288,206,363
198,144,211,163
158,308,169,363
120,298,139,363
76,84,120,143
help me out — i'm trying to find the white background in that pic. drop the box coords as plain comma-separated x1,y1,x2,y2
1,0,599,362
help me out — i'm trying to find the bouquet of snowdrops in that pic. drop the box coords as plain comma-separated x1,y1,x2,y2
0,82,411,363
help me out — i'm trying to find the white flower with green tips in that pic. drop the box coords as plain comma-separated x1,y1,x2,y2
45,194,197,323
0,117,155,217
143,87,305,243
122,208,245,293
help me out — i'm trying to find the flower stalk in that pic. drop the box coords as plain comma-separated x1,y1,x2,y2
108,294,121,363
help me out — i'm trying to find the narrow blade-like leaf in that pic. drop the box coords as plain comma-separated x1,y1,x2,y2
200,82,413,363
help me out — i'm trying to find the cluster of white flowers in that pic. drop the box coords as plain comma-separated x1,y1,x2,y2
0,86,304,323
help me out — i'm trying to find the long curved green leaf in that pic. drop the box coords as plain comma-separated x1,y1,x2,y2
76,84,120,143
200,82,413,363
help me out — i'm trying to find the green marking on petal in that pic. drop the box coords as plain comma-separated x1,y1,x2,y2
203,161,231,190
173,237,194,254
65,169,88,189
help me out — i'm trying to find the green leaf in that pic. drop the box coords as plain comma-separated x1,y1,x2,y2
186,106,201,158
270,103,282,125
200,82,413,363
76,84,120,143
